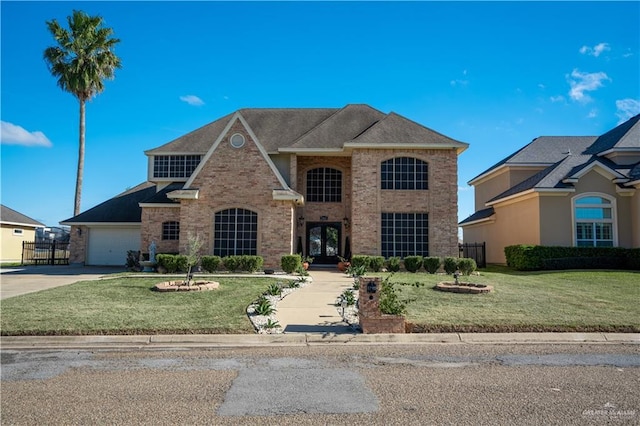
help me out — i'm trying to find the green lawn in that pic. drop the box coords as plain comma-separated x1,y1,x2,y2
1,276,286,335
380,267,640,332
1,269,638,335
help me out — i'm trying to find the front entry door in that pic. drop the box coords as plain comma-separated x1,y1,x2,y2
306,222,341,265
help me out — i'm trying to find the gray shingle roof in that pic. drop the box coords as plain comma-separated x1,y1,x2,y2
0,205,45,227
459,207,495,225
145,104,468,155
479,114,640,204
61,182,156,224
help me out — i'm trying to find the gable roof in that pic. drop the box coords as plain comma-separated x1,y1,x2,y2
60,182,156,224
0,205,45,228
475,114,640,205
145,104,468,156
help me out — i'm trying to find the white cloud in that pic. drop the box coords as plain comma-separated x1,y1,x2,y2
0,121,52,147
567,69,610,103
615,98,640,124
550,95,565,103
579,42,611,57
587,109,598,119
179,95,205,106
538,83,546,89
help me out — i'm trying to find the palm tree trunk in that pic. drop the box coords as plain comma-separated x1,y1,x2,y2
74,99,86,216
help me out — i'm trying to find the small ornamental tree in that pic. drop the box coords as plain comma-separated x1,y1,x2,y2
184,232,203,285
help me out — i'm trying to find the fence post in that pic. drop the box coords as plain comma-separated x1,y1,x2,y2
50,240,56,265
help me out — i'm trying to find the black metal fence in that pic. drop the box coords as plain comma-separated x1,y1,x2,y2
459,242,486,268
22,241,70,265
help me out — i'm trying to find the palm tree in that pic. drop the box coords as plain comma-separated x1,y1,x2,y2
44,10,121,216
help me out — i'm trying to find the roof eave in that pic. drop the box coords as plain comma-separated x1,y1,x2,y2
273,189,304,206
139,203,181,208
486,188,574,206
459,215,495,227
59,221,141,226
468,163,549,186
343,142,468,154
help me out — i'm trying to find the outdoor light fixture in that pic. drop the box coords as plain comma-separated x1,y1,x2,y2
343,217,350,229
297,216,305,227
76,228,82,236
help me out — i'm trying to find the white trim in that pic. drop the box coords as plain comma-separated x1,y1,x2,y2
167,189,199,200
597,147,640,157
230,133,246,148
565,160,627,181
459,216,495,227
138,203,181,208
468,164,547,186
486,188,573,207
185,112,294,193
571,192,618,247
12,228,24,236
273,189,304,205
0,221,42,228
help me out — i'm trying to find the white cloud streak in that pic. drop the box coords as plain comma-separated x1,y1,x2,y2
179,95,205,106
0,121,52,147
579,42,611,57
567,69,610,103
615,99,640,124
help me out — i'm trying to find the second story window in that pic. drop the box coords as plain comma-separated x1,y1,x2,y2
153,155,202,179
307,168,342,202
381,157,428,190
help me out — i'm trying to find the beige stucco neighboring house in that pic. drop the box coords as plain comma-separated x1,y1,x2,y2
61,104,468,267
460,114,640,264
1,205,45,263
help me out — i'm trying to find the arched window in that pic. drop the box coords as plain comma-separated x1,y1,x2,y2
573,194,616,247
214,208,258,257
381,157,428,190
162,221,180,240
306,168,342,202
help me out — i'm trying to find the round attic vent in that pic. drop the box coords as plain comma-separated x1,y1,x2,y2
230,133,245,148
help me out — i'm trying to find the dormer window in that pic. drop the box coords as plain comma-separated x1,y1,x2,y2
153,155,202,179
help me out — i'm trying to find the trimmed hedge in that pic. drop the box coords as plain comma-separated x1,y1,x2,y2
386,256,401,272
281,254,302,274
350,255,371,271
221,255,264,272
423,257,441,274
156,254,188,273
201,255,221,273
505,245,640,271
369,256,385,272
403,256,423,273
443,257,458,274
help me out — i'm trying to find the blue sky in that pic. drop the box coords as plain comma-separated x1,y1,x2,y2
1,1,639,228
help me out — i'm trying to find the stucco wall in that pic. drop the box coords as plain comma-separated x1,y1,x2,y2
473,167,543,210
1,225,35,262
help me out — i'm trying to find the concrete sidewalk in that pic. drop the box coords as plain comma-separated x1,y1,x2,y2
276,269,355,333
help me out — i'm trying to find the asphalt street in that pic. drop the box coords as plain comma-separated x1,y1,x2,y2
2,343,639,425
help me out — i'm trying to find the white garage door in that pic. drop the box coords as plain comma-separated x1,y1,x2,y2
87,227,141,266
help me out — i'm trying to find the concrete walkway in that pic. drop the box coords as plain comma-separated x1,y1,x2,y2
276,268,355,333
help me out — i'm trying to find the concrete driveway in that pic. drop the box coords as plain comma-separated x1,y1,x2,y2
0,265,126,300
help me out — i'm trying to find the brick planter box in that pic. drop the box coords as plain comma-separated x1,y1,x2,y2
360,315,406,334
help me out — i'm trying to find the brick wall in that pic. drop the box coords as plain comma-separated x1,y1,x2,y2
68,225,87,264
351,149,459,258
173,119,295,268
141,206,181,254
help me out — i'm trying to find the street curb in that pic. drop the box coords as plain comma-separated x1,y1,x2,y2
1,332,637,350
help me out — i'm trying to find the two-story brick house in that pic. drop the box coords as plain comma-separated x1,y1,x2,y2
62,104,468,267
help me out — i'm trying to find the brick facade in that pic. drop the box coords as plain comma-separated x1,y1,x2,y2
351,149,459,258
140,206,180,255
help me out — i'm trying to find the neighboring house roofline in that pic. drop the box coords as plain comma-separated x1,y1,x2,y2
458,207,495,227
0,205,46,228
59,222,141,226
468,163,548,185
486,187,575,207
561,159,628,184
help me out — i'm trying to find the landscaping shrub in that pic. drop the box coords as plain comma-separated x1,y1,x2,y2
379,276,407,316
458,258,477,275
201,255,221,273
386,257,401,272
126,250,140,271
369,256,385,272
238,255,264,273
443,257,458,274
156,254,188,273
403,256,423,273
504,245,639,271
350,255,370,271
222,256,240,272
281,254,302,274
423,257,441,274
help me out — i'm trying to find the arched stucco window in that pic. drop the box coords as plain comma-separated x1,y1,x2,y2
573,193,617,247
213,208,258,257
306,167,342,202
381,157,428,190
